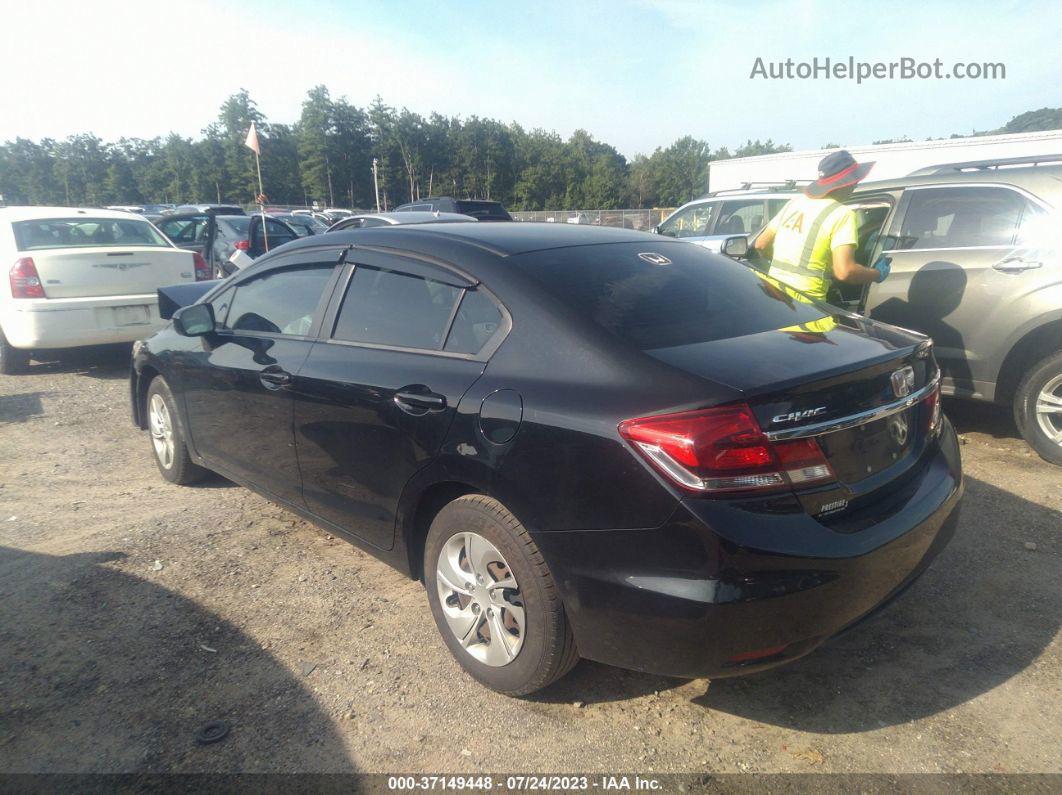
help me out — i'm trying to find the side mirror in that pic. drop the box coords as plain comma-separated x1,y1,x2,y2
722,235,749,259
173,303,215,337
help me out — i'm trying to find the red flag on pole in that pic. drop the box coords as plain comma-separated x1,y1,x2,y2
244,122,261,155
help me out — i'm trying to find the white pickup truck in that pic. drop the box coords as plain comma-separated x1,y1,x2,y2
0,207,210,374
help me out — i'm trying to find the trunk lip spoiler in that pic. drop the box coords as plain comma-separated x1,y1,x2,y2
764,374,940,442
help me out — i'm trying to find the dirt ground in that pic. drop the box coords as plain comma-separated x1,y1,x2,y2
1,345,1059,776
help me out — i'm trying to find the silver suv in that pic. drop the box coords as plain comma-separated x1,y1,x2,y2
653,187,797,252
814,156,1061,464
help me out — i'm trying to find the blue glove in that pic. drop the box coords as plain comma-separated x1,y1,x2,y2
871,254,892,283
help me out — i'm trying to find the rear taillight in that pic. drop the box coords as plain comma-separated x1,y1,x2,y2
10,257,45,299
924,383,942,435
192,252,211,281
618,404,835,495
235,239,250,251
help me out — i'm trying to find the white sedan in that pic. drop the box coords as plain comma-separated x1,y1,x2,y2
0,207,210,374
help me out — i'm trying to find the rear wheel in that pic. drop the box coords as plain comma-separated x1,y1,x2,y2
146,376,208,485
1014,351,1062,465
0,328,30,375
424,495,578,695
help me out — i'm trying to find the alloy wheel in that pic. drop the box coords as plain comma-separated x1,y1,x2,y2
1035,374,1062,447
149,393,175,470
435,531,525,667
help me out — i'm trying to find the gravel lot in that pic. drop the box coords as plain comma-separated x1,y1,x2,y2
1,345,1059,775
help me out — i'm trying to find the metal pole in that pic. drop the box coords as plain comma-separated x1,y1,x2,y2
255,150,268,252
372,158,380,212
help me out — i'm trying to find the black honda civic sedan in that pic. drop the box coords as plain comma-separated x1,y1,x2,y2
131,223,963,695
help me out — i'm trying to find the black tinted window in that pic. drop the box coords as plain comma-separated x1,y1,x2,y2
224,265,334,335
898,187,1028,249
444,289,504,354
512,243,829,350
334,265,462,349
456,201,511,220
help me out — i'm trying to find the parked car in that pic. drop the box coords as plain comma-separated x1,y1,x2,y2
394,197,512,221
327,211,476,231
131,223,962,695
777,156,1062,464
653,188,797,251
156,212,299,277
174,204,246,216
0,206,209,373
272,213,328,237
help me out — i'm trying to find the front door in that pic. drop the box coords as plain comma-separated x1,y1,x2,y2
294,253,496,549
865,184,1044,397
181,252,342,501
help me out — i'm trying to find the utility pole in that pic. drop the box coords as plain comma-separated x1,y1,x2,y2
372,158,380,212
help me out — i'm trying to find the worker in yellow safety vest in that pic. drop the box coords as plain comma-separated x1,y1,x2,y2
753,150,890,301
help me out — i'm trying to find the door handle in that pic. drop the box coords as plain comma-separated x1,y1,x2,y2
993,257,1042,273
394,388,447,413
259,367,292,390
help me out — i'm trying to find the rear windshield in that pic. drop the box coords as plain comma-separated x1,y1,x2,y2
13,218,171,251
511,243,830,350
456,201,512,221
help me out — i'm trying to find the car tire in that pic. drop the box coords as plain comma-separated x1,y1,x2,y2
145,376,209,485
1014,350,1062,465
424,494,579,696
0,328,30,375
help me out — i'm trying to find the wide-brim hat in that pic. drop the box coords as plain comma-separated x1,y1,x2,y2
806,150,875,198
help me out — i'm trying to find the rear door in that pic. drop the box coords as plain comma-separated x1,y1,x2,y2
247,216,300,258
11,216,193,299
180,249,344,500
864,184,1044,397
293,250,497,549
157,215,210,258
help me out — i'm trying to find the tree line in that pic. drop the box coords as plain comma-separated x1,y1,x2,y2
0,87,791,211
1,89,1056,212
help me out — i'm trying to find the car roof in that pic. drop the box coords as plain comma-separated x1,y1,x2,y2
284,220,659,258
351,211,477,224
854,163,1062,200
0,206,157,222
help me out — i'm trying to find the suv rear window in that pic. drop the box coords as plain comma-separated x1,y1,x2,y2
13,218,171,251
511,243,829,350
455,201,512,221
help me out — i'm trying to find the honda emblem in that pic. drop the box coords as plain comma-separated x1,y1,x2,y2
891,366,915,398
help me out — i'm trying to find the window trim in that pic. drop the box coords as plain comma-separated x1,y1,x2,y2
887,182,1050,254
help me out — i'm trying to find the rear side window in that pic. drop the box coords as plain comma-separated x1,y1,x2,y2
223,264,334,335
13,218,171,250
897,186,1030,249
444,289,504,354
511,243,829,350
334,265,463,350
456,201,512,221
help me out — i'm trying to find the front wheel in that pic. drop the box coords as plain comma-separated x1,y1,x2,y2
145,376,209,484
1014,351,1062,465
424,495,579,695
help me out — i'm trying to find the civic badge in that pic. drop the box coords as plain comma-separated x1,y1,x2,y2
638,252,671,266
891,366,915,398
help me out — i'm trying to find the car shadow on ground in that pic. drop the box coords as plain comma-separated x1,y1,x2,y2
0,546,355,773
694,476,1059,731
943,398,1021,441
0,391,48,423
535,477,1058,723
21,344,133,380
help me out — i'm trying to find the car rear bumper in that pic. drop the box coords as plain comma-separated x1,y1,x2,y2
2,294,164,349
531,420,963,679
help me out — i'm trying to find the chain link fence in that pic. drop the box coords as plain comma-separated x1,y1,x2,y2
510,208,675,231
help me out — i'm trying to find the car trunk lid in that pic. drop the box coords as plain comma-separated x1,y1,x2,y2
22,247,195,299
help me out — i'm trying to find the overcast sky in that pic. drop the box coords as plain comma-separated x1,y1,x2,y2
1,0,1059,157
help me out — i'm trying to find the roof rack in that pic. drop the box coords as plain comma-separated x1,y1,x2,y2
907,154,1062,176
702,179,811,198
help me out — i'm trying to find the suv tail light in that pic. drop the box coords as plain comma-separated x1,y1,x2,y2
192,252,211,281
235,239,250,251
10,258,45,299
618,404,835,494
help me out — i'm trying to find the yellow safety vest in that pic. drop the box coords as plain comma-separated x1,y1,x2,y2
765,195,858,300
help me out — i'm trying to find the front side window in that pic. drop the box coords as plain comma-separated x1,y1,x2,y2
223,264,334,336
333,265,462,350
657,203,715,239
897,186,1029,250
14,218,172,250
